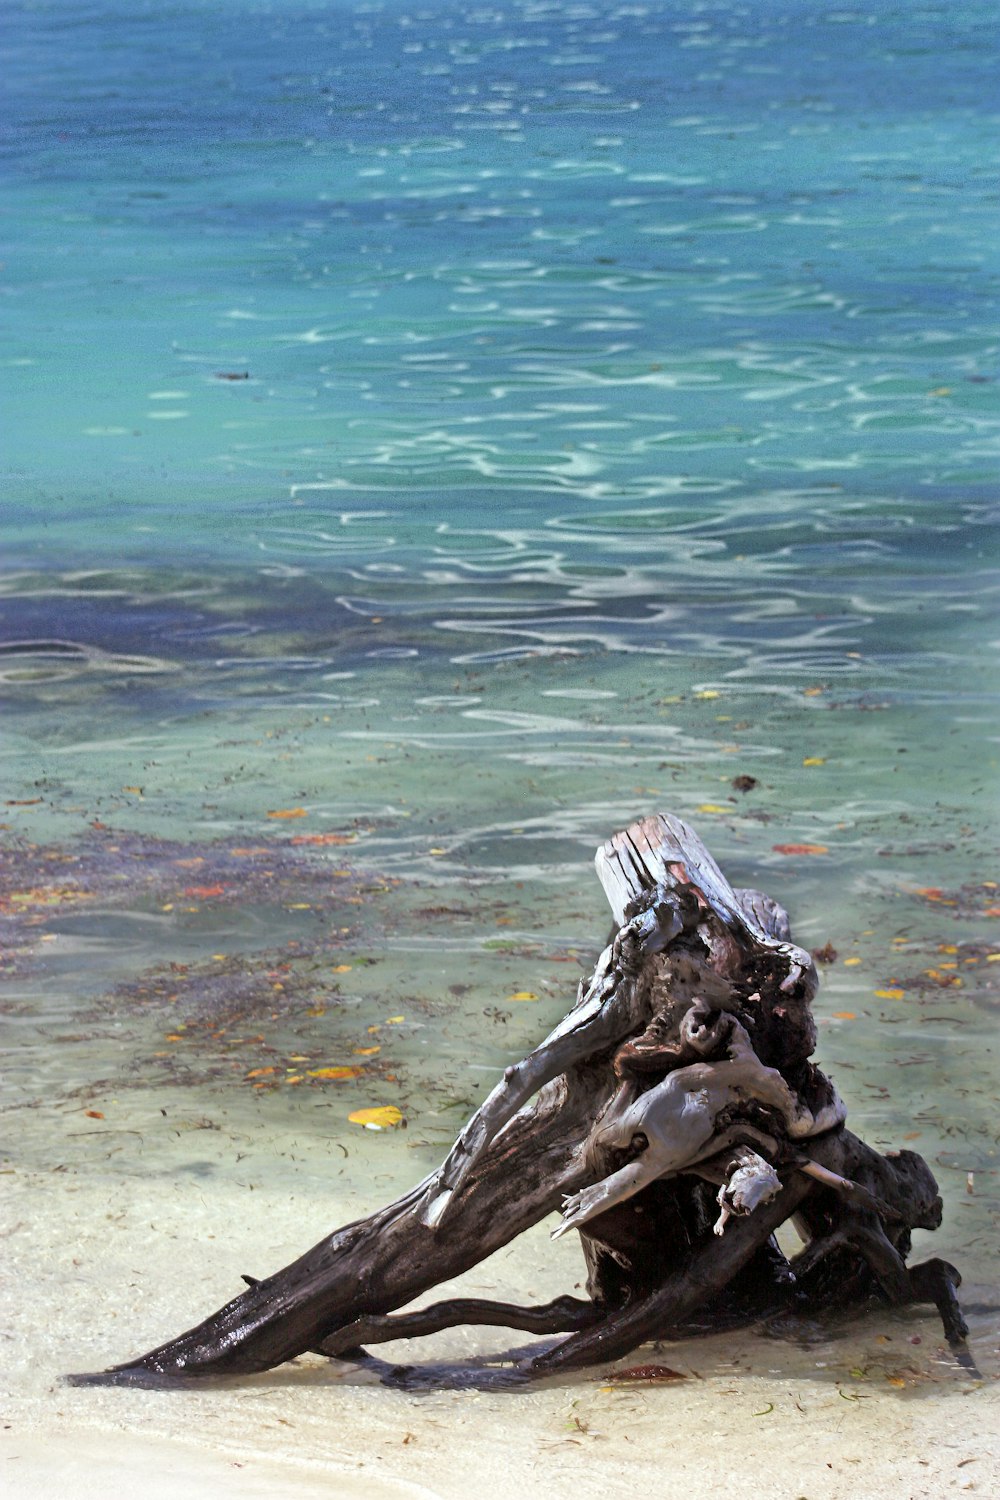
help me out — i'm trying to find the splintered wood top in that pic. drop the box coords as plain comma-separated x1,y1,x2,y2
594,813,754,934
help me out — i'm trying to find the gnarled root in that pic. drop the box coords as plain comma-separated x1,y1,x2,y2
318,1294,599,1359
908,1259,970,1348
530,1176,813,1376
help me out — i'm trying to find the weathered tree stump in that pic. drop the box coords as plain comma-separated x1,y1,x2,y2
69,815,970,1389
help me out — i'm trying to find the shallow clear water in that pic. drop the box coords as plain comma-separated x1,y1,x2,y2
1,0,998,1407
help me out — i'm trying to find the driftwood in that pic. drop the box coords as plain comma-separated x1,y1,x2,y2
70,815,971,1389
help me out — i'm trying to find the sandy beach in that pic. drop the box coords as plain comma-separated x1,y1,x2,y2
4,1165,997,1500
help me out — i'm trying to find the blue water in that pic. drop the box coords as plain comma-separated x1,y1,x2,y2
1,0,998,1401
4,0,997,804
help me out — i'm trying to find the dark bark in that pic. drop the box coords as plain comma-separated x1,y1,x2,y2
67,814,969,1388
317,1294,600,1356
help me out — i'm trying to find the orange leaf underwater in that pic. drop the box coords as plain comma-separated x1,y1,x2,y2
772,843,829,856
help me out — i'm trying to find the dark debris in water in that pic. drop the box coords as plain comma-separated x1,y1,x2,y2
908,880,1000,921
892,883,1000,1015
0,822,383,977
91,940,408,1097
1,826,596,1143
0,825,418,1094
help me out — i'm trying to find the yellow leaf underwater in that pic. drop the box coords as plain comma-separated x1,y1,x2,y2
307,1066,364,1081
508,991,538,1002
348,1105,404,1130
266,807,308,820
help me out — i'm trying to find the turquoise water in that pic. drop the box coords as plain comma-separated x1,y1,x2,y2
2,0,998,1385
